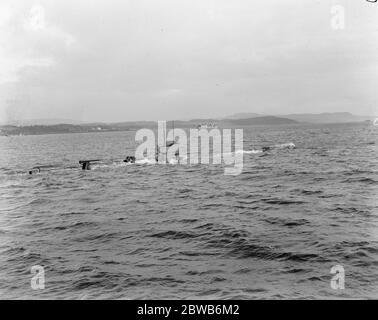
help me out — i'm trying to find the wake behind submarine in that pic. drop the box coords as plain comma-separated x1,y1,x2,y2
27,142,295,173
76,143,295,171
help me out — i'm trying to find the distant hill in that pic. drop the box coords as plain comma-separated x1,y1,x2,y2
2,118,84,126
281,112,374,124
224,112,375,124
226,116,298,125
1,112,375,136
223,113,261,120
0,124,133,136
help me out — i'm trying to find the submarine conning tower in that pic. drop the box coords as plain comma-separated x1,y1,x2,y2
79,160,100,170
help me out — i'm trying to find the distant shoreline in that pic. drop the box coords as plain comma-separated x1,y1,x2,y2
0,117,372,137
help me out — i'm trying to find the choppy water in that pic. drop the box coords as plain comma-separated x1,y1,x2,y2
0,123,377,299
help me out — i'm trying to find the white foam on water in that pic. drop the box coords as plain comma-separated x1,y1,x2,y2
168,158,179,165
135,158,157,165
240,149,263,154
224,149,262,156
274,142,296,149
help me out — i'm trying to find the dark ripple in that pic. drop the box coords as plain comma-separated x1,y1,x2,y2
150,230,201,240
263,217,310,227
193,222,326,262
260,198,306,205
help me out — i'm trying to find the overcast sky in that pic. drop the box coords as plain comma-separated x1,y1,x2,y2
0,0,377,123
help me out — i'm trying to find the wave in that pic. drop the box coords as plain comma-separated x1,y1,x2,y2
274,142,296,149
262,142,296,151
237,149,262,154
150,230,200,240
223,149,262,157
135,158,156,165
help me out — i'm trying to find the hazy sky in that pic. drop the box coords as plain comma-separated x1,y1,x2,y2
0,0,377,123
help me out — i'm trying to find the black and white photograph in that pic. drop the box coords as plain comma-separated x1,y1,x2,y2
0,0,377,305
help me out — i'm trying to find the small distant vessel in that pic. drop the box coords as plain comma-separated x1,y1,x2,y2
262,142,296,152
28,167,41,175
197,123,218,129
